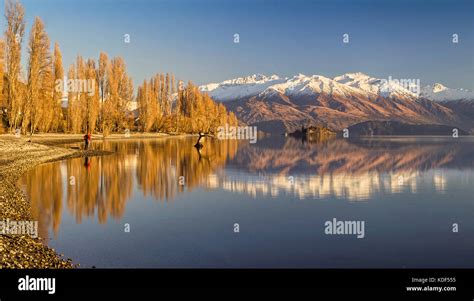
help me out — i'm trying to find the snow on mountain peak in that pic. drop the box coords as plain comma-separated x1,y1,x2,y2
220,74,280,85
261,74,360,98
200,74,285,101
200,72,473,103
420,84,474,102
334,72,371,82
334,73,420,99
432,83,448,93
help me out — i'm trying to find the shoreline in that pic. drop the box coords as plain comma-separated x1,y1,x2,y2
0,134,114,268
0,132,196,268
16,132,191,146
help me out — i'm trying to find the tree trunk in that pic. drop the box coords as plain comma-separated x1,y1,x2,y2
194,132,205,149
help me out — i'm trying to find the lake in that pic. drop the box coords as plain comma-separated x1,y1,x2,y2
20,136,474,268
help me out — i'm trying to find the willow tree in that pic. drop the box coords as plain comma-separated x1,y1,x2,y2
4,0,25,131
25,17,52,135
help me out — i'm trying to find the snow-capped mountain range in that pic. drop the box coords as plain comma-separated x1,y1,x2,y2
420,83,474,103
200,73,474,103
200,74,285,101
199,73,474,133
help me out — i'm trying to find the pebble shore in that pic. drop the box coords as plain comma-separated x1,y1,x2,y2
0,135,111,268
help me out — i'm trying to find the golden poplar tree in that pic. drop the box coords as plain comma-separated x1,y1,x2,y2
165,73,170,115
74,56,87,131
104,56,133,133
149,76,158,130
51,42,64,132
4,0,25,131
0,39,4,113
154,74,163,130
159,74,166,115
67,63,82,133
25,17,52,135
97,52,108,132
171,74,176,95
136,83,144,131
137,80,151,131
174,79,183,133
39,57,54,132
85,59,99,133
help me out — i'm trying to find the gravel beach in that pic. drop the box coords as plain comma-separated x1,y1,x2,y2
0,134,112,268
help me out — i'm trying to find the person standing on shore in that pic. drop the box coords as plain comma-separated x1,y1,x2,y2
84,132,91,150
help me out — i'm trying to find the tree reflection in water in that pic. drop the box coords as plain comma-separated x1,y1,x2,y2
21,137,239,240
21,136,474,240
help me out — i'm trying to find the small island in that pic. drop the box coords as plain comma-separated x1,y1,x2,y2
287,125,337,142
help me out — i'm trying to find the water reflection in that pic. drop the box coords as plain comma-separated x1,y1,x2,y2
21,138,239,239
24,161,63,240
218,137,474,200
21,136,474,240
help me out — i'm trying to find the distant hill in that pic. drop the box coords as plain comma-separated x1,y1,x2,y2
346,120,469,136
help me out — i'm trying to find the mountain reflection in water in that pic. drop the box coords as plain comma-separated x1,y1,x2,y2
21,136,474,242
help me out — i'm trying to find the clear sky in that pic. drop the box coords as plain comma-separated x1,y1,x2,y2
12,0,474,89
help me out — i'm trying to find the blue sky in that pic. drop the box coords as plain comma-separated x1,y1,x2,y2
12,0,474,89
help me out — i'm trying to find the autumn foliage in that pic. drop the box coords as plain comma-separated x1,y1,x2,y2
0,0,237,136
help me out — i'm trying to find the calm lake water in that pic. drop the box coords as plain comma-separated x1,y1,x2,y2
20,136,474,268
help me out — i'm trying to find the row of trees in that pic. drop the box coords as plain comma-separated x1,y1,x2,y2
0,0,237,136
137,76,238,134
0,0,68,134
66,53,134,135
